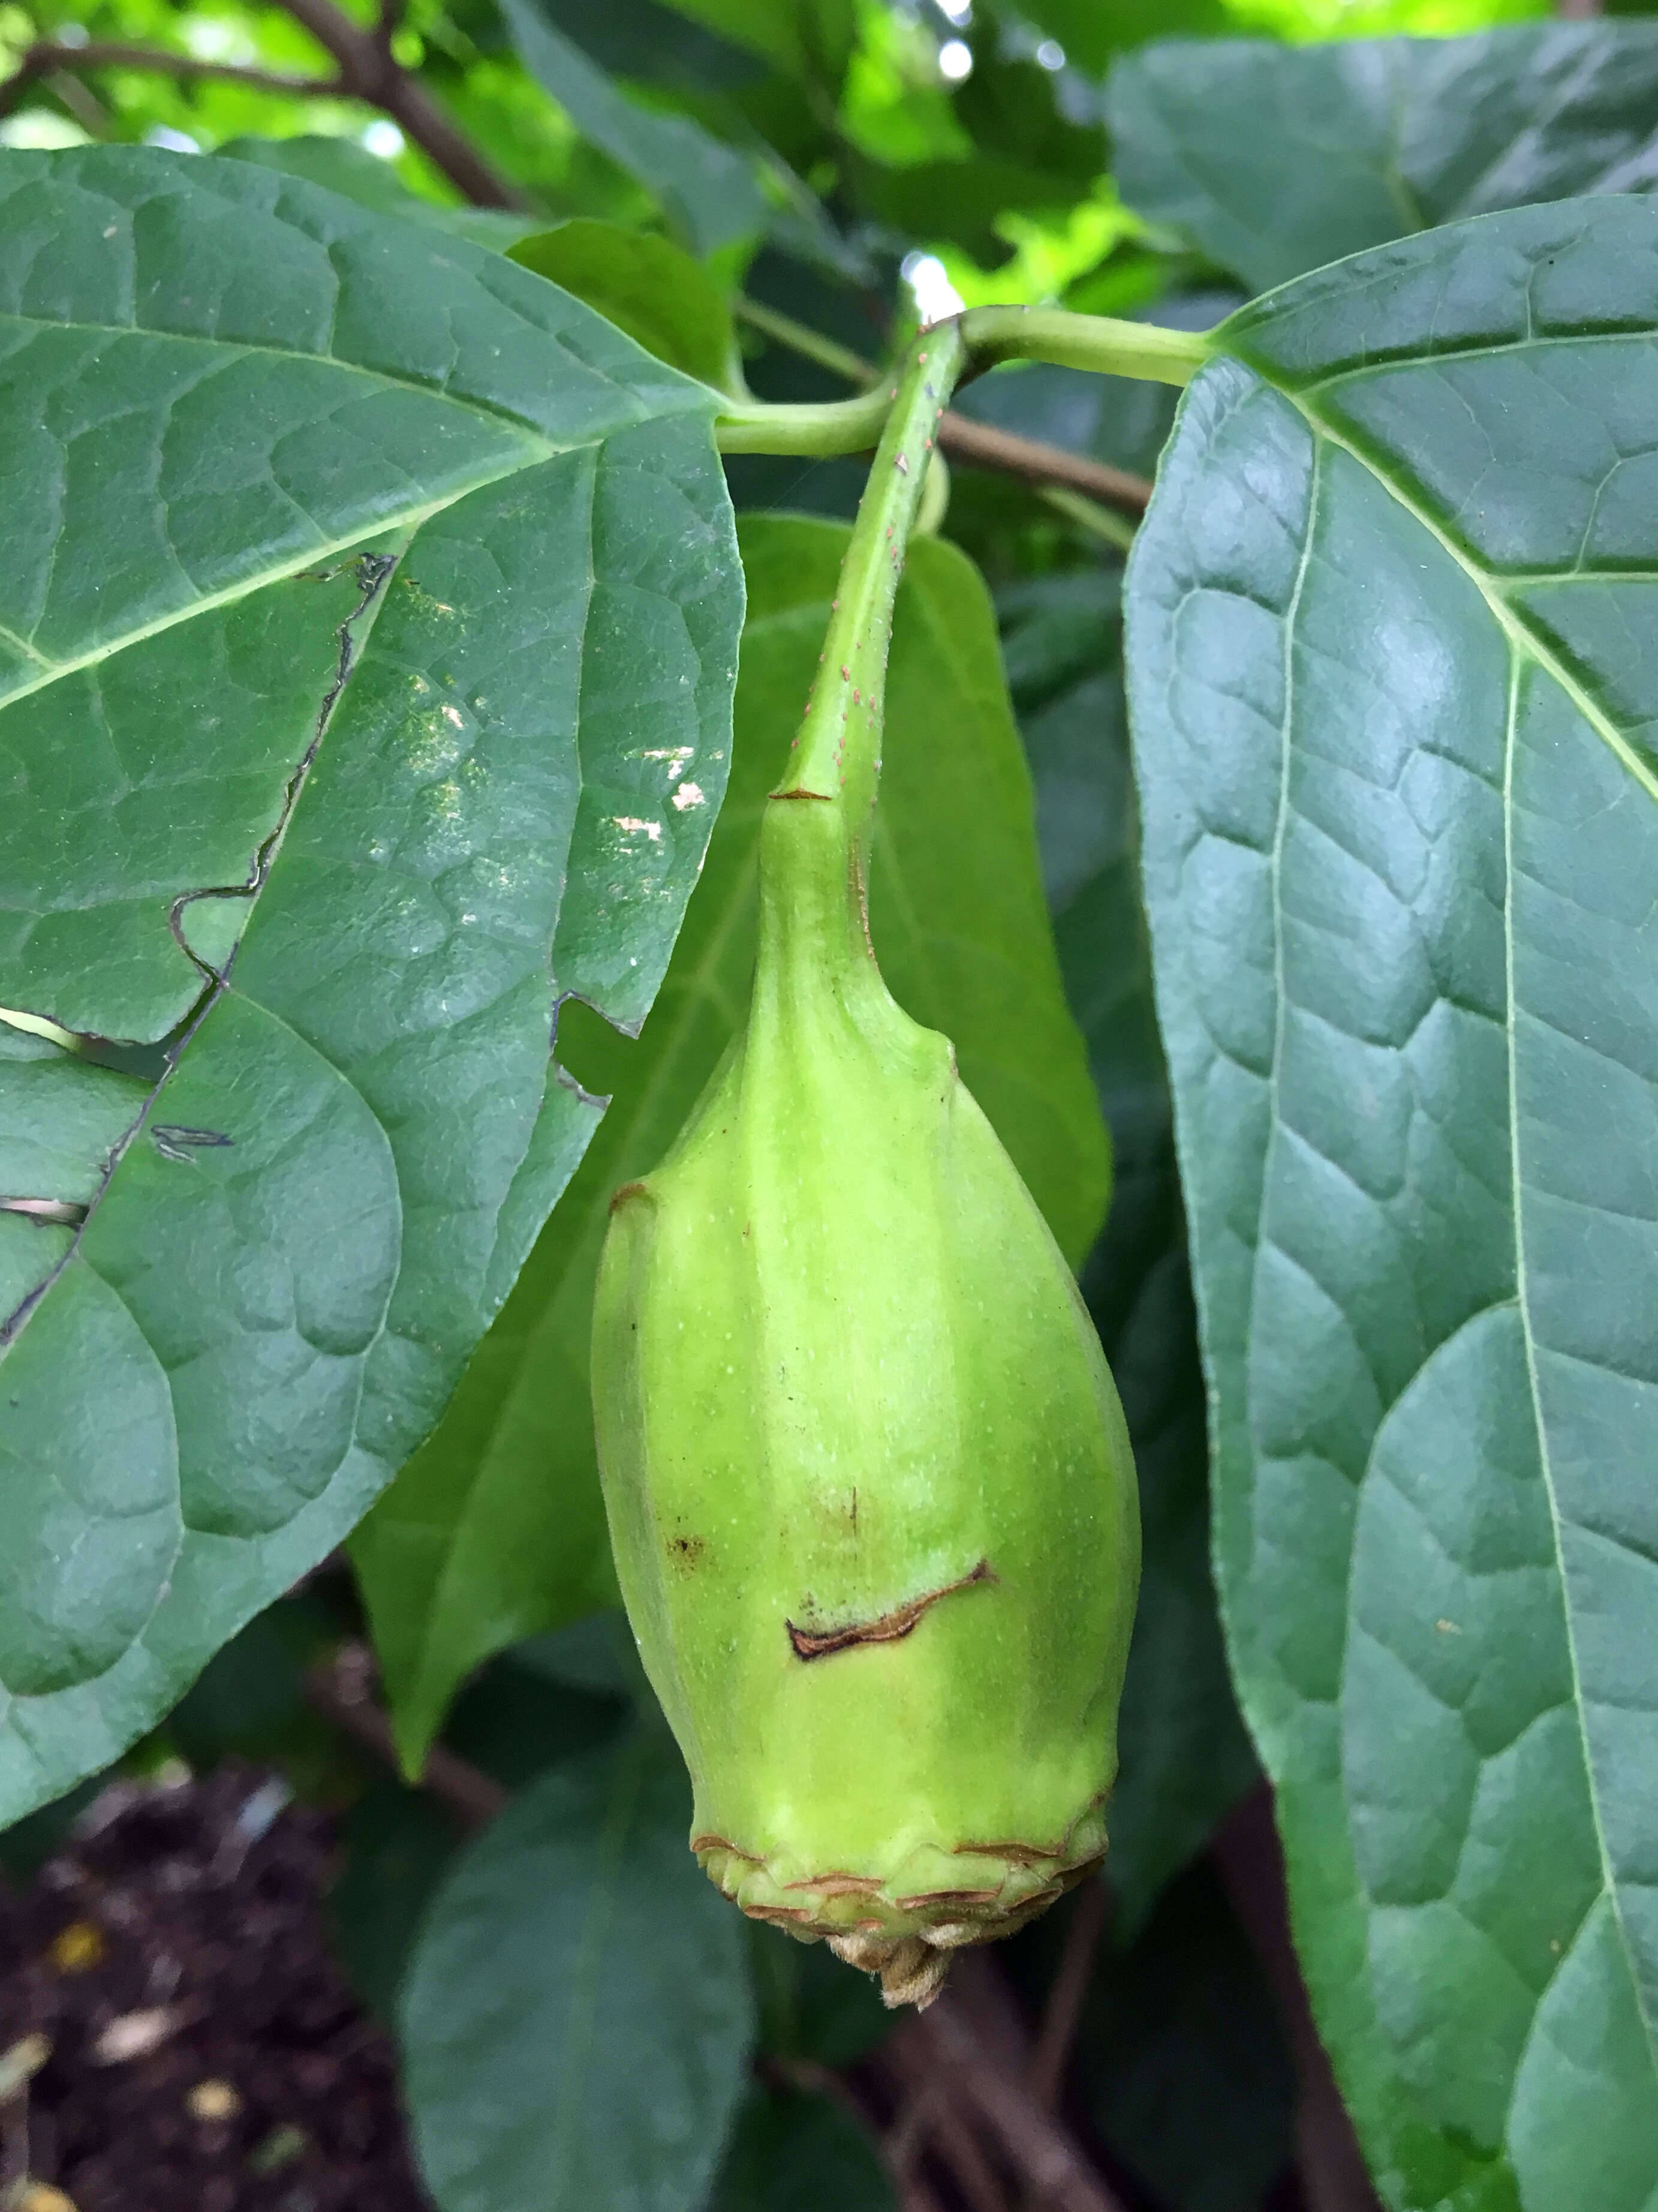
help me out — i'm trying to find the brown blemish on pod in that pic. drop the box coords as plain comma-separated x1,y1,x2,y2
787,1558,995,1660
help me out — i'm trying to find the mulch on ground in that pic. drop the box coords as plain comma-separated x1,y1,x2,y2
0,1765,430,2212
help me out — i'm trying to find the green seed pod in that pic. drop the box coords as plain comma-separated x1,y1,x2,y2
591,329,1139,2008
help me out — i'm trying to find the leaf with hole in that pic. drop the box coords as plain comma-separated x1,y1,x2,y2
1127,193,1658,2210
0,145,740,1825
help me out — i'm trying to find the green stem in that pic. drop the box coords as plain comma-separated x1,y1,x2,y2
717,385,892,457
754,325,967,987
959,306,1209,385
781,321,967,807
716,305,1208,458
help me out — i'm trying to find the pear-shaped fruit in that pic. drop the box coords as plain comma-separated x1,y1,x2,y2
592,324,1138,2007
592,785,1139,2007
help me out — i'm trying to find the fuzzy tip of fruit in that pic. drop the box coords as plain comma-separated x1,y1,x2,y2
693,1799,1108,2009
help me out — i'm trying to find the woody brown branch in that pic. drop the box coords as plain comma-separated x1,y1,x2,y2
0,41,339,118
0,0,522,209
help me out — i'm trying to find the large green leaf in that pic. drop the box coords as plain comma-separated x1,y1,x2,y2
1127,196,1658,2209
354,515,1111,1772
399,1726,754,2212
498,0,769,256
1109,22,1658,293
1001,571,1256,1940
0,146,740,1825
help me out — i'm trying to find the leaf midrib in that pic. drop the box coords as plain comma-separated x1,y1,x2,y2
1246,350,1658,2082
1263,380,1658,810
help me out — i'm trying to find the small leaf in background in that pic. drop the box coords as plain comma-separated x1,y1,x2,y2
499,0,768,255
706,2085,896,2212
0,146,741,1826
1129,194,1658,2206
1108,21,1658,293
354,516,1109,1774
1001,569,1256,1938
399,1728,754,2212
330,1780,465,2027
510,220,740,389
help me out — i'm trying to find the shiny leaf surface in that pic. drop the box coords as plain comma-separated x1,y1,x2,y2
1128,194,1658,2209
0,146,740,1822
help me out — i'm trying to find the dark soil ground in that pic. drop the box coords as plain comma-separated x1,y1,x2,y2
0,1766,430,2212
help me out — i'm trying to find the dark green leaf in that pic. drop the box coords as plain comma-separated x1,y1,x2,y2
953,40,1105,182
1002,570,1255,1938
354,516,1110,1772
1001,0,1229,80
499,0,769,255
1074,1859,1295,2212
536,0,765,94
510,220,738,389
1128,194,1658,2207
0,146,740,1826
400,1727,754,2212
656,0,857,89
330,1778,465,2025
706,2085,895,2212
852,152,1082,265
1109,22,1658,294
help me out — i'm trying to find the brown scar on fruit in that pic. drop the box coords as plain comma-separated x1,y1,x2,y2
784,1873,883,1896
667,1533,705,1567
691,1833,760,1859
787,1558,995,1661
772,787,833,803
609,1180,650,1214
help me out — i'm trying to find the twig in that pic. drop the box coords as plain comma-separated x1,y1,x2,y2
881,2033,1010,2212
304,1641,507,1830
1214,1788,1385,2212
0,8,522,209
273,0,522,207
1025,1877,1109,2114
935,413,1152,515
920,1991,1129,2212
733,294,1153,516
0,42,339,119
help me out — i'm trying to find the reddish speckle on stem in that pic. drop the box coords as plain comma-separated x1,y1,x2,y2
832,598,839,609
925,438,933,449
841,665,850,680
853,688,860,704
919,351,927,362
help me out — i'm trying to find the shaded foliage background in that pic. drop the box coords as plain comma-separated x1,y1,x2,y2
2,0,1655,2208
